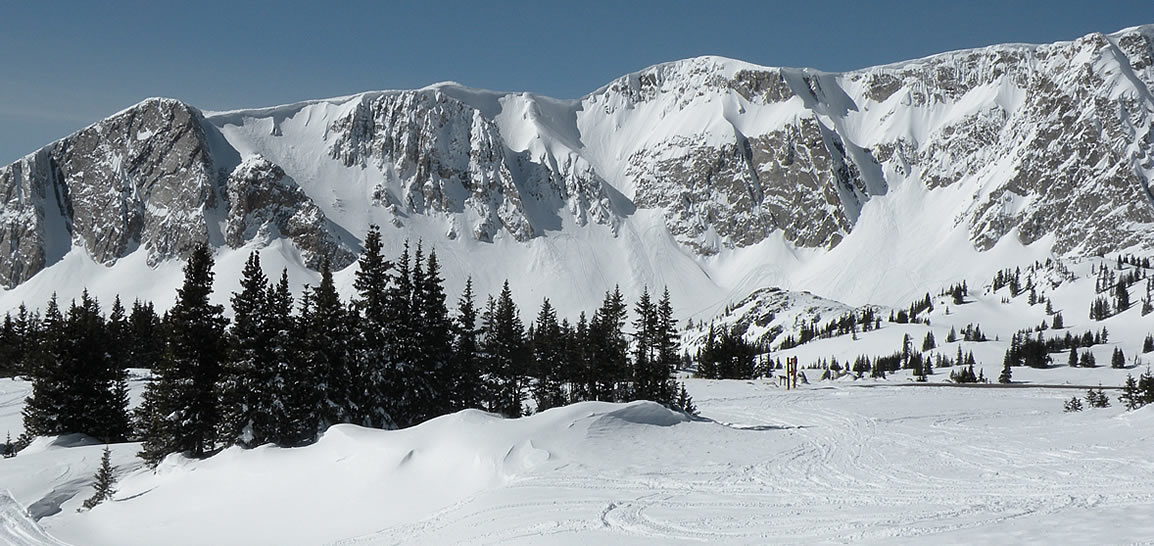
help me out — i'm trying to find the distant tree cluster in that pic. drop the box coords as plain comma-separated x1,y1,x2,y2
8,226,696,464
1119,369,1154,411
1089,257,1150,320
1067,387,1113,413
694,325,763,380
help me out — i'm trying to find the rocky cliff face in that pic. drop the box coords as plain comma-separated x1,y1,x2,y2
2,26,1153,290
0,98,217,287
0,99,355,287
224,155,356,269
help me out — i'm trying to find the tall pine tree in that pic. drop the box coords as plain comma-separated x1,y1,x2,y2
352,226,394,428
481,282,528,417
450,278,483,411
137,244,229,465
531,298,566,411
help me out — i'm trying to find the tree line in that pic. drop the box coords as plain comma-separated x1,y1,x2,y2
4,225,696,465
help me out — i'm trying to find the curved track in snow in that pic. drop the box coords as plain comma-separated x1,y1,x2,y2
338,383,1154,544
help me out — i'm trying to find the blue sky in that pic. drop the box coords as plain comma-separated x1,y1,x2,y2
0,0,1148,164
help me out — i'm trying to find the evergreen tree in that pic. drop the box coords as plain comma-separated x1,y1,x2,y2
588,287,629,401
1051,311,1064,330
1111,347,1126,369
352,226,395,428
567,313,593,403
676,383,698,416
106,297,130,370
1119,374,1143,410
2,432,14,458
413,248,453,421
922,331,936,352
998,353,1012,384
22,292,129,443
481,282,528,416
1140,368,1154,406
380,241,421,427
630,288,662,403
450,278,482,410
1067,347,1079,368
218,252,273,448
697,326,758,380
1079,350,1097,368
1064,395,1083,412
127,300,165,369
1086,388,1110,408
655,288,684,408
0,313,15,377
81,445,116,510
1115,280,1130,312
1144,334,1154,353
696,324,719,379
303,257,355,432
264,268,309,445
137,244,229,465
531,298,566,411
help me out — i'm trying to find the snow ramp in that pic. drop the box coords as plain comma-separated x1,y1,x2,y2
0,490,70,546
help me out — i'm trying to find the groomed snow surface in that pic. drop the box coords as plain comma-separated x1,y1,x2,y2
2,370,1153,545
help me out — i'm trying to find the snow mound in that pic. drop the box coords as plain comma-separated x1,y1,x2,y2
47,401,691,546
596,401,692,427
19,434,102,456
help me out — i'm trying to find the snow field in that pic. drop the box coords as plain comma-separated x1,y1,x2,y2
3,374,1153,545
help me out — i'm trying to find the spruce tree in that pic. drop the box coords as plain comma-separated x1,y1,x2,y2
696,324,719,379
1111,347,1126,369
413,248,453,421
569,312,593,402
81,445,116,510
481,282,528,417
922,331,936,352
304,257,355,432
676,383,698,416
1086,388,1110,408
656,288,683,407
1115,281,1130,312
0,313,15,378
137,244,229,465
630,288,662,403
265,269,310,445
22,292,129,443
3,432,15,458
219,252,273,448
531,298,566,411
1064,395,1083,412
998,353,1012,384
352,226,395,428
450,278,482,410
588,287,629,401
1119,374,1142,410
379,241,421,427
128,300,165,369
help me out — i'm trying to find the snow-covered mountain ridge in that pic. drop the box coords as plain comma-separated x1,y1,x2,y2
2,25,1154,317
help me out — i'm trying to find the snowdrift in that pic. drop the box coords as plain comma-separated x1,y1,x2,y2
42,402,695,546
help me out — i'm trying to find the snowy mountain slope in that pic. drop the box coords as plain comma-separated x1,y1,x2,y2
2,26,1154,318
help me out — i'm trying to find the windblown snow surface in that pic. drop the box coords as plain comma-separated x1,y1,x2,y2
2,365,1153,545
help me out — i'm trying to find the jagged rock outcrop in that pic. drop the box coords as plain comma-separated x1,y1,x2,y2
224,155,356,269
0,98,218,287
325,90,618,243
